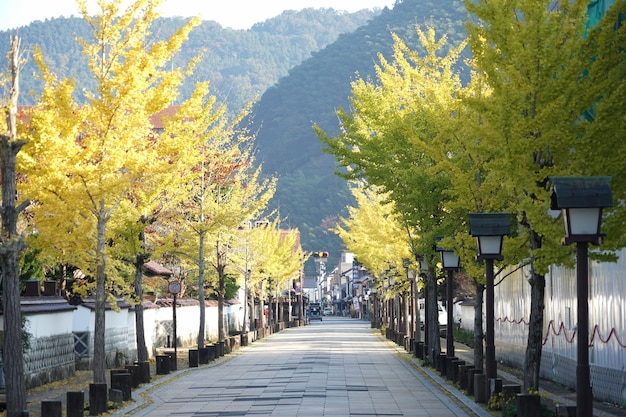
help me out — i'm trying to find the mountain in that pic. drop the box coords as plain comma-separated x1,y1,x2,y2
0,7,380,113
248,0,469,273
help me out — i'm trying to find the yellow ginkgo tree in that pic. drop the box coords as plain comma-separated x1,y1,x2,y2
19,0,200,384
158,102,276,347
335,182,412,282
334,182,415,337
108,82,218,367
253,219,305,324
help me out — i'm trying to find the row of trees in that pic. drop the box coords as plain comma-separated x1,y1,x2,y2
318,0,626,394
1,1,303,416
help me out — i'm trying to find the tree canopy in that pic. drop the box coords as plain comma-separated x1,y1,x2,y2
18,0,201,384
318,0,626,390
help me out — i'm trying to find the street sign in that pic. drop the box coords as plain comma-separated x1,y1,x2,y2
168,280,181,294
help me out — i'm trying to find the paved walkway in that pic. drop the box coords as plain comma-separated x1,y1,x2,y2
113,317,490,417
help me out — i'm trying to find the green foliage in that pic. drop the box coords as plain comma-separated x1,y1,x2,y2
453,327,474,348
502,402,517,417
21,316,32,353
316,24,466,267
224,274,240,301
460,0,626,271
19,246,45,284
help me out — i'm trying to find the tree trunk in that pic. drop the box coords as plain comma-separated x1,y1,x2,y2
217,237,226,342
243,270,249,331
524,229,546,392
427,272,441,358
197,230,206,348
413,277,420,344
403,292,410,337
473,280,485,371
1,35,28,417
134,254,148,362
247,282,251,331
275,291,279,323
0,141,27,416
217,268,225,342
93,202,108,383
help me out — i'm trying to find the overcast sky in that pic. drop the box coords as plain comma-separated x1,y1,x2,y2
0,0,396,32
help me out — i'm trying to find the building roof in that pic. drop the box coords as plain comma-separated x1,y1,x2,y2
148,106,181,129
77,298,132,311
143,260,173,276
14,297,77,315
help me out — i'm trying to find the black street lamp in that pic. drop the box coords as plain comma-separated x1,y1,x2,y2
550,176,612,417
370,287,379,328
436,240,460,359
469,212,510,396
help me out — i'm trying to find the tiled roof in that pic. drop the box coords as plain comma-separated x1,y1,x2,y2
77,298,132,311
143,260,173,276
148,106,180,129
11,297,77,315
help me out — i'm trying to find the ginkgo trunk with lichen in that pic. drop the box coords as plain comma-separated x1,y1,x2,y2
1,35,30,417
19,0,199,384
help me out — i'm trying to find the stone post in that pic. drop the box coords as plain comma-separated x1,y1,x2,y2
67,391,85,417
89,383,108,416
41,401,62,417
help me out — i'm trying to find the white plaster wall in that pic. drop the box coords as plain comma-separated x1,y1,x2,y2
26,310,74,338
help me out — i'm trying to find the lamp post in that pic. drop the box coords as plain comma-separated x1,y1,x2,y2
550,176,612,417
370,287,378,328
313,251,328,305
299,268,304,325
389,273,396,337
414,256,428,357
469,212,510,394
436,241,460,358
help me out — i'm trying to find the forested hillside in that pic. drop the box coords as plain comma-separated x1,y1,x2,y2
0,7,379,113
248,0,469,272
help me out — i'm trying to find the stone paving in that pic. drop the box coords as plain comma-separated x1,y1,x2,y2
113,317,489,417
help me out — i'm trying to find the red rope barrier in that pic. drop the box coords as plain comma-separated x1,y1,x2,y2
542,320,576,344
590,325,626,348
497,317,625,348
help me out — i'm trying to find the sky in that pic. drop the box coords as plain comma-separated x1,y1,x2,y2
0,0,396,32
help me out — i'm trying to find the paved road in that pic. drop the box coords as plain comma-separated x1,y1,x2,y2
116,317,490,417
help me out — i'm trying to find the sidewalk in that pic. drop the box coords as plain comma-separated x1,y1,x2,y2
112,317,489,417
14,318,626,417
387,335,626,417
